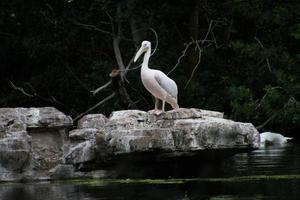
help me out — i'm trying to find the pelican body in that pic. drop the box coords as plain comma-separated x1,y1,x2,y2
134,41,179,112
260,132,293,146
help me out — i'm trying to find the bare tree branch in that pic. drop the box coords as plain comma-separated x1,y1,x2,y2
256,113,277,130
184,41,202,89
91,11,160,111
74,92,116,121
254,36,272,72
9,80,78,116
69,19,112,36
91,80,112,96
107,5,126,81
255,86,289,110
9,80,34,97
168,19,222,88
255,88,298,130
167,41,193,76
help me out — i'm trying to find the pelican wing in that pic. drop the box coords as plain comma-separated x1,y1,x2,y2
154,70,178,99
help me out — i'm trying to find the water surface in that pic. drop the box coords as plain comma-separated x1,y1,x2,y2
1,142,300,200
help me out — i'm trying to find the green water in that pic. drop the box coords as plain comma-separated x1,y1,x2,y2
1,143,300,200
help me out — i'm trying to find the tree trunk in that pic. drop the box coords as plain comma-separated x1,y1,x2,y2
111,3,137,109
110,69,137,109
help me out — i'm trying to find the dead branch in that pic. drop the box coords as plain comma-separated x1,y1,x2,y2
256,113,277,130
255,86,289,110
74,92,116,121
254,36,272,72
9,80,78,116
167,41,193,76
184,41,202,89
149,28,159,56
167,19,222,88
89,10,160,111
9,80,34,97
113,36,126,80
69,19,112,36
110,69,137,108
255,91,298,130
107,6,126,81
90,68,138,109
91,80,112,96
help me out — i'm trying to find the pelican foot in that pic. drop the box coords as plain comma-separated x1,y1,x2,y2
149,109,165,116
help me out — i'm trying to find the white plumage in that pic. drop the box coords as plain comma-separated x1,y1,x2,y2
260,132,292,146
134,41,179,112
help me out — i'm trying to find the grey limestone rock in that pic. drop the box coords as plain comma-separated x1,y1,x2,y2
0,107,260,181
65,108,259,168
0,107,73,181
77,114,107,129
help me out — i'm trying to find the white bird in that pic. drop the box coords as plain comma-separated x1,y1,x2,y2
134,41,179,113
260,132,293,146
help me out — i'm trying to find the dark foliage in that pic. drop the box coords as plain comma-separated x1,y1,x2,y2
0,0,299,135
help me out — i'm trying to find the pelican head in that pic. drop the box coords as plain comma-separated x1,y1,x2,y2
134,41,151,62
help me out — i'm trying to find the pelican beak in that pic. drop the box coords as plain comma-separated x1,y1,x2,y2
134,45,146,62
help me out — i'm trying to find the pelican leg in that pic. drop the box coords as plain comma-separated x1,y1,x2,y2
162,100,166,112
154,98,164,115
155,98,159,110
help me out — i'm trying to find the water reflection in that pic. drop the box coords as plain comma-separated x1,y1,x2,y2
225,142,300,176
1,179,300,200
1,143,300,200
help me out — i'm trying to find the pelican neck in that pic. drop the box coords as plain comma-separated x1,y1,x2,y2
142,49,151,69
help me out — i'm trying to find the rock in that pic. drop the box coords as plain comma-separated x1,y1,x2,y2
0,131,32,180
50,164,116,179
108,128,175,153
49,164,75,179
65,140,96,165
30,129,67,171
0,107,260,181
105,117,259,154
0,107,73,182
69,128,99,141
65,131,111,167
0,107,72,130
20,107,73,128
109,110,147,120
0,108,27,133
171,118,259,149
78,114,107,129
147,108,223,121
64,109,259,175
105,110,147,130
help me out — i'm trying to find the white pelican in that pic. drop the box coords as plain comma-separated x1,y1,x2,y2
134,41,179,113
260,132,293,146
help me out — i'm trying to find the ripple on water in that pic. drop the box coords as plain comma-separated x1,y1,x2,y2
226,142,300,176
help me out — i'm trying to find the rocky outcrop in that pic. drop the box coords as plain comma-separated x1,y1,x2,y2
0,107,260,181
63,108,259,178
0,107,72,181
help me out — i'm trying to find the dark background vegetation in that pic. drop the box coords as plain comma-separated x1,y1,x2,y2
0,0,299,136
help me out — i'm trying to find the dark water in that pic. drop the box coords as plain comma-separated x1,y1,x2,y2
225,142,300,176
1,143,300,200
